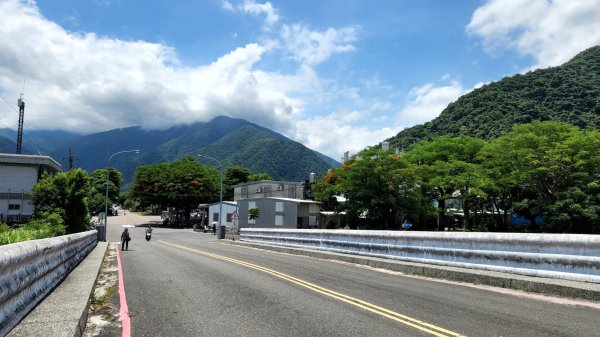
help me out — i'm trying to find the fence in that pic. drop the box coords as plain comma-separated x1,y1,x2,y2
0,230,98,336
239,229,600,283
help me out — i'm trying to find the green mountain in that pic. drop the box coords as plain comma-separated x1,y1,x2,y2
387,46,600,148
43,116,337,182
0,135,14,153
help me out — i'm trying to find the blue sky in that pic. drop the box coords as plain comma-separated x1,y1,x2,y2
0,0,599,160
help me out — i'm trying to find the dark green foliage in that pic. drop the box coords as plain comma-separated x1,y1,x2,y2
388,46,600,148
88,168,123,212
314,147,430,230
248,207,260,221
131,157,220,214
31,169,90,233
0,213,65,246
317,121,600,233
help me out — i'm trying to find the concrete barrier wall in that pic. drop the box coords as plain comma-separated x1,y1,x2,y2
0,231,98,336
240,229,600,283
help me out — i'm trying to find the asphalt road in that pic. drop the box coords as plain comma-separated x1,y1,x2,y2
106,213,600,337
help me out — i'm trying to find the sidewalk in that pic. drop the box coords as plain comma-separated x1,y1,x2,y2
7,242,109,337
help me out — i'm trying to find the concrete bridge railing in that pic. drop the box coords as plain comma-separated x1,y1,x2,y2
0,230,98,336
240,229,600,284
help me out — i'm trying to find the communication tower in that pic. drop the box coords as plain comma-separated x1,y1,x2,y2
16,93,24,154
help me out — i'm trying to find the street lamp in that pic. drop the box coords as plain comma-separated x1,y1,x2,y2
197,154,223,236
103,150,139,242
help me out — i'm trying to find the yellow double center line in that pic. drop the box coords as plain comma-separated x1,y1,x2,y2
160,240,466,337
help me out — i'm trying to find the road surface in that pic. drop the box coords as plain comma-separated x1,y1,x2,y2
104,212,600,337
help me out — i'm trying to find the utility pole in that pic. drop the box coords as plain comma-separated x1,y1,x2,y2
16,94,24,154
63,149,79,170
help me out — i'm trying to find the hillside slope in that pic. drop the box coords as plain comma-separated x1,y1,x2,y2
387,46,600,148
44,116,338,182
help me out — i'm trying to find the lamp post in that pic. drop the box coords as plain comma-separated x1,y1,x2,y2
103,150,139,242
197,155,223,236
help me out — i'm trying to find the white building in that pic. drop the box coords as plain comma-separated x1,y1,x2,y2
0,154,62,223
208,201,238,228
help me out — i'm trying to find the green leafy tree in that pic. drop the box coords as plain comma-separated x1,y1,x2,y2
405,136,488,230
314,147,424,230
131,163,170,212
479,121,600,233
248,207,260,224
88,168,124,212
131,157,220,217
31,169,90,233
223,166,250,200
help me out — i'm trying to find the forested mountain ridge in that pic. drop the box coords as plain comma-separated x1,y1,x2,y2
387,46,600,148
0,116,338,183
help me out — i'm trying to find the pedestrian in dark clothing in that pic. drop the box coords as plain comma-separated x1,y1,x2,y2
212,222,217,235
121,228,131,251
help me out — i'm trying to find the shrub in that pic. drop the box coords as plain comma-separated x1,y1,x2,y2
0,213,66,246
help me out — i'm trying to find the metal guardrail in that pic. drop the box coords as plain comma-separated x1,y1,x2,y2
240,229,600,283
0,231,98,336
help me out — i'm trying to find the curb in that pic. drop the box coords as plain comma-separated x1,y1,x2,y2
8,242,109,337
228,240,600,302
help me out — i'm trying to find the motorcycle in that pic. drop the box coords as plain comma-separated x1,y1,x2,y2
145,228,152,241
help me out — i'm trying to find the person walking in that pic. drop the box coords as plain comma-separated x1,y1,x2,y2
121,228,131,251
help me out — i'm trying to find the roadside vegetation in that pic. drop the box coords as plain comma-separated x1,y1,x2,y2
129,156,271,222
0,213,65,245
314,121,600,234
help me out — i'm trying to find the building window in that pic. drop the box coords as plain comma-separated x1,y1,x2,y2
309,215,317,227
213,213,219,222
8,204,20,210
226,213,233,222
275,214,284,226
275,202,283,213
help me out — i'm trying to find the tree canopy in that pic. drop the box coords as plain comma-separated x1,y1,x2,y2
31,169,90,233
315,121,600,233
131,156,220,213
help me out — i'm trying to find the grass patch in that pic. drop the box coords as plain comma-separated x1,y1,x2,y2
0,214,65,246
90,287,116,307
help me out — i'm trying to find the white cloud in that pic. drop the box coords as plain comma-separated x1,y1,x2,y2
280,24,358,66
467,0,600,68
223,0,279,28
0,0,405,161
396,80,466,128
221,0,235,11
0,1,297,134
241,0,279,26
293,113,397,160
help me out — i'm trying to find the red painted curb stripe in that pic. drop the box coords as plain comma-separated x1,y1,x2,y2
116,246,131,337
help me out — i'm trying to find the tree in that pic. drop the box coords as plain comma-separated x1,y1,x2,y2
88,168,124,212
479,121,600,233
131,157,220,218
31,169,90,233
131,163,170,211
224,166,250,200
314,147,425,230
404,136,488,230
248,207,260,224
